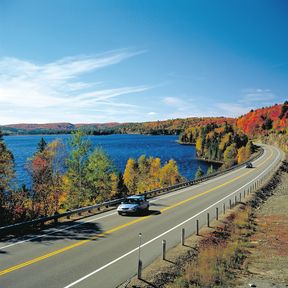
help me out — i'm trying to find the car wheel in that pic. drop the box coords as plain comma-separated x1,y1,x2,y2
118,212,123,215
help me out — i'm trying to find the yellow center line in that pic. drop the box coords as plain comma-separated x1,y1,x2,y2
0,147,273,277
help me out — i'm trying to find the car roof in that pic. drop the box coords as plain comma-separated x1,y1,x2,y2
127,195,145,200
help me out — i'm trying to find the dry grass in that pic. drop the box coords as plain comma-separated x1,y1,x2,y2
169,208,252,288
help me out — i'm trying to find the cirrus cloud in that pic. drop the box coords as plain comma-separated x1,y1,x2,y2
0,49,151,124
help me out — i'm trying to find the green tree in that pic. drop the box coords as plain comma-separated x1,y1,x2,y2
207,165,215,175
65,130,91,208
195,166,204,179
85,147,116,203
37,137,47,153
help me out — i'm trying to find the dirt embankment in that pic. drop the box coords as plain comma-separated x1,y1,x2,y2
124,159,288,288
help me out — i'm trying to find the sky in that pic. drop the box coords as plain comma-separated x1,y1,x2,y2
0,0,287,124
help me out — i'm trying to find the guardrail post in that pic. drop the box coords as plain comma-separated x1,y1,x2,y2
235,195,237,205
162,240,166,260
207,213,210,228
216,207,219,220
181,228,185,246
223,203,225,214
239,193,241,202
196,220,199,236
244,190,246,198
137,260,142,279
229,199,232,209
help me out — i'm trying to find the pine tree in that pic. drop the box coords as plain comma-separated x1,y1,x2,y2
195,166,204,179
207,165,215,175
37,137,47,153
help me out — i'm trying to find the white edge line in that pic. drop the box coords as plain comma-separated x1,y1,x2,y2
63,146,281,288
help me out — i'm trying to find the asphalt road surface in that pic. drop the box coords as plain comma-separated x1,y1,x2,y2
0,144,284,288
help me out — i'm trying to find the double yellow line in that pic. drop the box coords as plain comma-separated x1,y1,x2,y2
0,147,273,277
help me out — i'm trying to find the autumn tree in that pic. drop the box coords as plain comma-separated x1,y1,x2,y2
7,184,31,223
0,130,16,225
29,139,65,216
223,144,237,167
160,159,182,187
123,158,139,194
148,157,161,190
137,155,151,192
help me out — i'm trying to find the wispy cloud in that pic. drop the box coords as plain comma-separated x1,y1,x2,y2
0,49,151,124
215,87,281,117
240,88,276,103
215,103,252,117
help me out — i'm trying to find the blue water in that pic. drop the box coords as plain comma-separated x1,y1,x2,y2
4,134,217,188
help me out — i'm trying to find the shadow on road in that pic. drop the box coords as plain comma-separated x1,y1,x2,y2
149,202,167,207
0,221,104,247
30,221,103,243
120,210,161,217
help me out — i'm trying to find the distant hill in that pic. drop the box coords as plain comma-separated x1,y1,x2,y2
0,117,235,135
1,102,287,138
0,122,122,135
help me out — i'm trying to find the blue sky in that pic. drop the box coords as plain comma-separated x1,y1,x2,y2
0,0,287,124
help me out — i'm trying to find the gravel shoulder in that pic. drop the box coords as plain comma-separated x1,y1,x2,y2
237,160,288,288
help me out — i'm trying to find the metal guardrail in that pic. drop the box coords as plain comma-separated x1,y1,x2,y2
0,147,264,234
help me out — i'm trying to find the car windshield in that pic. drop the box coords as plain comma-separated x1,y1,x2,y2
123,198,141,204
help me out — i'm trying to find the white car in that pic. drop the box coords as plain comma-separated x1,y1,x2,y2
117,195,149,215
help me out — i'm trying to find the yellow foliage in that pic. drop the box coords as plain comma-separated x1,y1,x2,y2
123,158,138,194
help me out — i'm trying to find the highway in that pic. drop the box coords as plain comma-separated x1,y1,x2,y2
0,144,284,288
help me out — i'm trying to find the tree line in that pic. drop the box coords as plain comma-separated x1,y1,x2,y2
0,130,184,226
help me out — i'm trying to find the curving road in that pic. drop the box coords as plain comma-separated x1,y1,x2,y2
0,144,284,288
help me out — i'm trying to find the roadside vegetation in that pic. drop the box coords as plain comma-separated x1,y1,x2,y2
0,130,183,225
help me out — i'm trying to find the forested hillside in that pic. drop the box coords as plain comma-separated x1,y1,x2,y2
179,123,254,167
236,102,288,152
236,102,288,136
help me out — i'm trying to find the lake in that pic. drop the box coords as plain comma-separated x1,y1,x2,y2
4,134,218,188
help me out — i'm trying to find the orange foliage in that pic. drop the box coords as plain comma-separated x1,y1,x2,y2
236,103,288,137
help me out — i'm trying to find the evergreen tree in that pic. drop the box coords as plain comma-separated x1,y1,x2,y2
37,137,47,153
207,165,215,175
195,166,204,179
